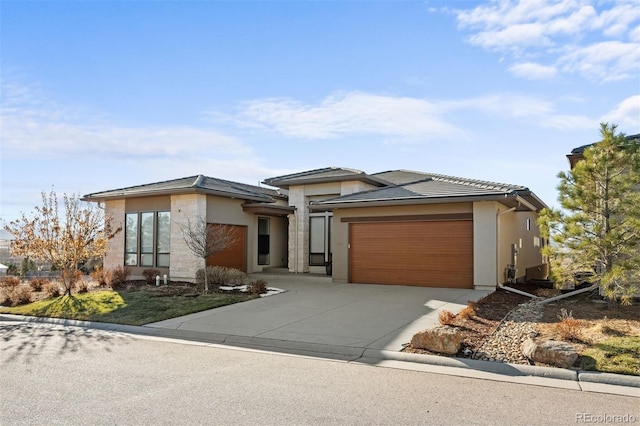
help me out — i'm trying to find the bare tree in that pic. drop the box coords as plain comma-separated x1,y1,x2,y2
4,190,120,296
178,217,237,292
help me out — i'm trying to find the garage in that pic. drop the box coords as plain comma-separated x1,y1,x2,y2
349,220,473,288
206,224,247,272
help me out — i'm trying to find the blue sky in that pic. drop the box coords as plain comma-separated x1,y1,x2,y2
1,0,639,224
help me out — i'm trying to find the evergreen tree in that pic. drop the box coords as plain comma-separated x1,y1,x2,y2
539,123,640,304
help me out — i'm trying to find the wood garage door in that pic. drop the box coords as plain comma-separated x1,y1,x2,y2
349,220,473,288
206,224,247,272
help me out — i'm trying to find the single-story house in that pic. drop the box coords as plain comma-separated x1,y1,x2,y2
83,167,548,291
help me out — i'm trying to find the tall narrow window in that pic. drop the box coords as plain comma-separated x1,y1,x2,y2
125,213,138,266
140,212,154,266
258,217,270,265
156,211,170,267
309,216,326,266
526,218,531,231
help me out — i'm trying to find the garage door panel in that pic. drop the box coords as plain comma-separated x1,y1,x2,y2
349,221,473,288
206,224,247,272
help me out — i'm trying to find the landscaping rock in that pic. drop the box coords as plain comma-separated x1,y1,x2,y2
411,325,462,355
521,338,578,369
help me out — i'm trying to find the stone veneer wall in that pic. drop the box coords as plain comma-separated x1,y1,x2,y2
170,193,206,282
103,200,125,271
287,185,309,273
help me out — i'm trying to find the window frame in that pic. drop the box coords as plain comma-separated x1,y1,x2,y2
124,210,170,268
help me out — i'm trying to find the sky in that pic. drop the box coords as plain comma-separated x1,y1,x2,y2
1,0,639,224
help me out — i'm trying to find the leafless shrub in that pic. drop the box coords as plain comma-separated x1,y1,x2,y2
111,266,131,289
29,278,50,292
438,310,456,326
555,308,583,341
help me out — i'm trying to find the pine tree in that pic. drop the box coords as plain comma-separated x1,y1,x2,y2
539,123,640,304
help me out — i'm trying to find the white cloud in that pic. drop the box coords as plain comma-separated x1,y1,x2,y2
219,91,595,140
228,91,469,142
600,95,640,133
508,62,558,79
558,40,640,82
454,0,640,82
443,93,593,129
0,80,252,160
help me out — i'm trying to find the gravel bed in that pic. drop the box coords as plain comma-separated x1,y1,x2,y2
472,300,542,364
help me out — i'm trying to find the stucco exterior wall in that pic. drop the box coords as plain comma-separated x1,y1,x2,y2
103,199,125,271
473,201,499,287
498,209,544,282
170,193,206,282
332,203,474,283
340,181,378,195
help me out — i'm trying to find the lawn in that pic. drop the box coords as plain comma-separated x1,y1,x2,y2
0,289,256,326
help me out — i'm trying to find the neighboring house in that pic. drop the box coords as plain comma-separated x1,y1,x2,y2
566,133,640,168
83,167,548,291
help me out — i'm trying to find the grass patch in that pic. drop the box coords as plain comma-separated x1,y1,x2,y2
579,336,640,376
0,290,256,326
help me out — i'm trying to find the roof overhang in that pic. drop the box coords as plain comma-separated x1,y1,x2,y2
82,188,273,203
242,203,296,217
263,175,389,189
310,192,547,212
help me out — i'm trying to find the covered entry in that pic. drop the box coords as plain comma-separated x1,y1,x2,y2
349,218,473,288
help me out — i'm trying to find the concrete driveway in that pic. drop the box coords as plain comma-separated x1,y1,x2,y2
148,272,492,355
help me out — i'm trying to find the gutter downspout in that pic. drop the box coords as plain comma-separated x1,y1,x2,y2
496,207,517,287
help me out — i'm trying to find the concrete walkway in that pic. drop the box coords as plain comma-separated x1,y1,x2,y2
147,272,491,353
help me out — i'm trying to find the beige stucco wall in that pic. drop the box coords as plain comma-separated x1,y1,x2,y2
473,201,499,288
332,203,474,283
498,209,544,282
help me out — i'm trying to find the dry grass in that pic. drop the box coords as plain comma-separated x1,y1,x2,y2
438,310,456,326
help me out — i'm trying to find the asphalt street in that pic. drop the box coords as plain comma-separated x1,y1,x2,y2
1,321,638,425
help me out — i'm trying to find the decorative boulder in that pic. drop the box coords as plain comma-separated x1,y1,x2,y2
521,338,578,369
411,325,462,355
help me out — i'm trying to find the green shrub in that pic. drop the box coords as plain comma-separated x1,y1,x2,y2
142,269,161,285
29,278,50,292
111,266,131,289
0,276,21,289
196,266,247,287
9,286,32,306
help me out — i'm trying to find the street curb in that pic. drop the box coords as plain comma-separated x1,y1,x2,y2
361,349,578,381
2,314,638,391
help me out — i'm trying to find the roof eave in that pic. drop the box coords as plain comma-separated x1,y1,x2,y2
310,192,546,212
83,187,273,203
263,175,388,189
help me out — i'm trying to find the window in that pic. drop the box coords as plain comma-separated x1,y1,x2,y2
124,211,170,268
125,213,138,266
156,211,171,267
140,212,154,266
258,217,270,265
526,218,531,231
309,214,332,266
